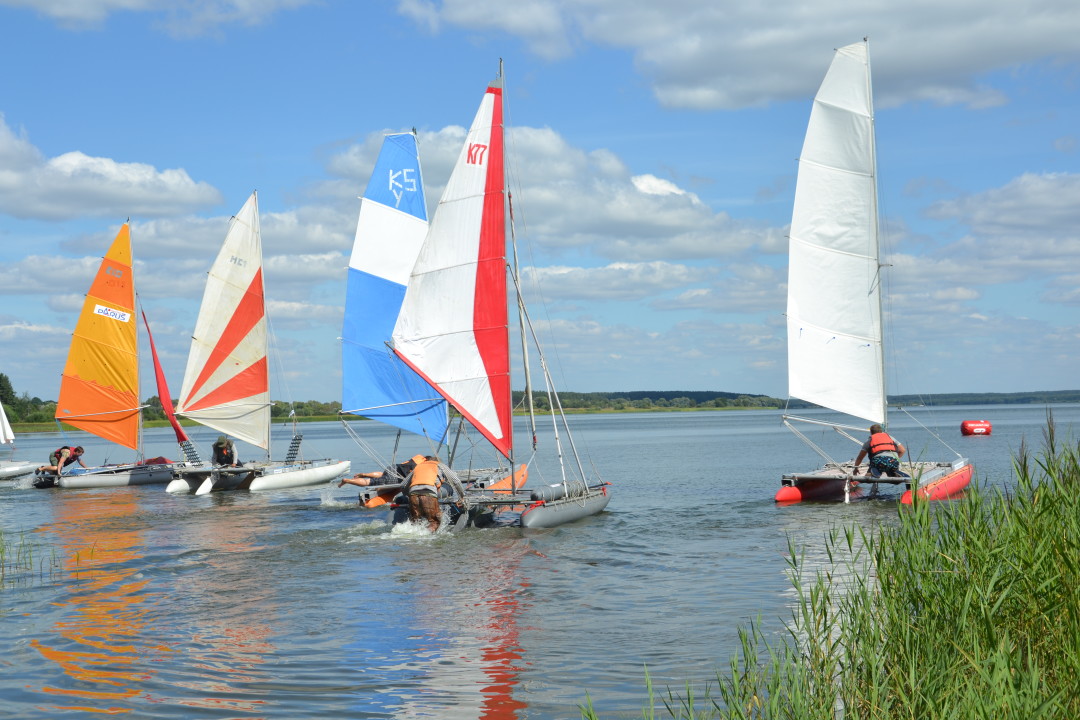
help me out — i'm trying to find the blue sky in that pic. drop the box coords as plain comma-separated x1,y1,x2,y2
1,0,1078,404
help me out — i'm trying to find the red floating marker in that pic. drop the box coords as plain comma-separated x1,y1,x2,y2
961,420,992,436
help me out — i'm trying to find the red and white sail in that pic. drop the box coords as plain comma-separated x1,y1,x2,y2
176,192,270,450
392,79,512,458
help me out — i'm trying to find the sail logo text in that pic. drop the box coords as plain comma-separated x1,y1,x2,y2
467,143,488,165
94,305,130,323
388,168,417,207
106,266,124,279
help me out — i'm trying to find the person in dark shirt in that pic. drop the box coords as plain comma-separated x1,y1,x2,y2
212,436,240,467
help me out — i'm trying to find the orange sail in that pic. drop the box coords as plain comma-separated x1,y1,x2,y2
55,224,141,450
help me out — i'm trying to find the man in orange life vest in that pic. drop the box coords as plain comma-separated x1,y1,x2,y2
853,424,909,478
404,455,443,532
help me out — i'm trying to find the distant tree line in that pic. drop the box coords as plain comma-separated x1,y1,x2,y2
513,390,783,410
5,371,1080,424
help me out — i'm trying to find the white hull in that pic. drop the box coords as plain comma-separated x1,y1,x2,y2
0,460,37,479
54,463,175,489
167,459,351,494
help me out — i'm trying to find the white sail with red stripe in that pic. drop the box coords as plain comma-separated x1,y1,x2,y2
391,78,512,459
176,192,271,450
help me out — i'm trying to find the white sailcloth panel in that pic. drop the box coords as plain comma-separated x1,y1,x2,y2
176,192,271,449
392,91,503,444
0,399,14,444
786,41,885,425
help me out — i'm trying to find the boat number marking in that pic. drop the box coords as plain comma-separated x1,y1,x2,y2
388,168,417,208
467,143,488,166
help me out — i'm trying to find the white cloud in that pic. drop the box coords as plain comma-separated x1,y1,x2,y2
0,114,220,220
925,172,1080,280
398,0,1080,110
324,124,779,263
0,0,315,33
525,261,710,301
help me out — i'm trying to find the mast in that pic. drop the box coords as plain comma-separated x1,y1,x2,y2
865,37,888,427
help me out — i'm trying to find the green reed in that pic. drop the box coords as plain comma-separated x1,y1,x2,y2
583,423,1080,719
0,529,65,586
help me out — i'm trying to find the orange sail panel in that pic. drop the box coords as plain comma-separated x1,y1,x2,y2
56,224,141,450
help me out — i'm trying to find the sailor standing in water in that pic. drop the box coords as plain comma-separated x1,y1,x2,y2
404,456,443,532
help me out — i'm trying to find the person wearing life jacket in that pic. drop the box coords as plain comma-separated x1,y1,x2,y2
853,424,909,478
212,436,240,467
404,455,443,532
38,445,87,475
339,454,424,489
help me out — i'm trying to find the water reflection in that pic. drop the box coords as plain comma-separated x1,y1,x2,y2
340,528,529,718
31,490,164,714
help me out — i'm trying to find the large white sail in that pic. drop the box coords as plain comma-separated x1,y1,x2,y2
786,40,885,425
176,192,271,450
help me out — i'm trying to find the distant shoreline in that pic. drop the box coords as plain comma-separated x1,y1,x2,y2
7,405,776,434
9,390,1080,435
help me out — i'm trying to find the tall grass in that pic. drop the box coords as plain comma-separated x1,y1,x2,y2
583,423,1080,719
0,529,65,586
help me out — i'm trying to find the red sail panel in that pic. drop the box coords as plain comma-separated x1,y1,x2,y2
141,310,188,443
474,84,511,457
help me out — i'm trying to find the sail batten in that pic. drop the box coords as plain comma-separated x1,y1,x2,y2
786,40,884,425
56,224,141,450
341,131,449,441
177,193,271,450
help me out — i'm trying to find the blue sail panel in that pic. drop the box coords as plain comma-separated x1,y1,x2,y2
342,133,447,441
363,133,427,222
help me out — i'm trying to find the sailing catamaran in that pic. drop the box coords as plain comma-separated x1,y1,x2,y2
0,398,35,479
166,192,350,494
339,130,526,513
35,224,174,488
776,40,973,505
387,65,611,528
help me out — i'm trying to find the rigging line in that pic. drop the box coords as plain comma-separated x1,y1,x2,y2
339,416,394,471
898,405,963,459
381,340,444,446
511,271,591,488
783,418,846,469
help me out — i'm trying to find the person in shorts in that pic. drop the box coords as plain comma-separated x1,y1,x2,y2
853,424,909,478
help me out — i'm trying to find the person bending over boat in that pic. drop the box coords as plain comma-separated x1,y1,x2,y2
38,445,87,475
338,454,424,489
404,456,443,533
853,424,909,478
212,436,241,467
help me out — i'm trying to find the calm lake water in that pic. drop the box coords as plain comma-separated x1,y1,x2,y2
0,404,1075,719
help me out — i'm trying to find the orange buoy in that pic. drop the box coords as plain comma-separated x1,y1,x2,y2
960,420,992,436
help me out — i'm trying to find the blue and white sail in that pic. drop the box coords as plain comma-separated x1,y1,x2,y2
342,132,448,441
